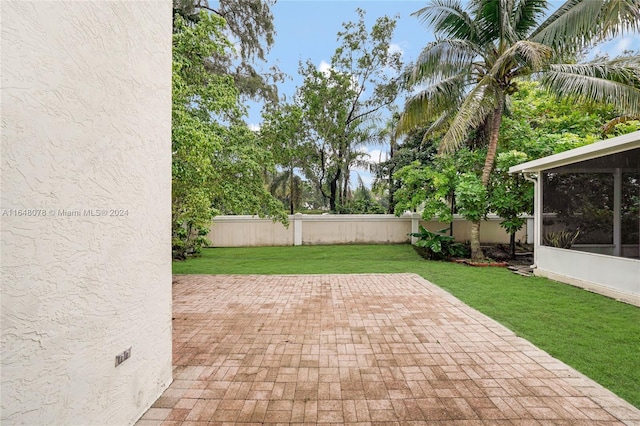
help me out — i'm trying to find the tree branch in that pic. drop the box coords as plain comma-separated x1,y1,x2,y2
195,0,224,17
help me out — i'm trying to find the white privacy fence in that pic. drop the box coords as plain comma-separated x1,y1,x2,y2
207,213,530,247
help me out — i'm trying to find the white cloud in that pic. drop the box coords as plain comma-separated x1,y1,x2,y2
367,148,389,164
610,37,633,55
318,60,332,75
248,123,261,132
389,43,404,56
356,146,389,166
317,60,361,91
588,35,639,59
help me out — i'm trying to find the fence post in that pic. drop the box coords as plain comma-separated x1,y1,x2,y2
410,212,420,245
293,213,303,246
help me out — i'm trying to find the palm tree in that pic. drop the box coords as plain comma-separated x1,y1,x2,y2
268,170,304,215
398,0,640,260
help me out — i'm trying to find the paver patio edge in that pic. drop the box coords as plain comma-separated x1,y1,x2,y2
404,272,640,424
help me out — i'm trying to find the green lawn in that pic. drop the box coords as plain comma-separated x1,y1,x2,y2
173,244,640,408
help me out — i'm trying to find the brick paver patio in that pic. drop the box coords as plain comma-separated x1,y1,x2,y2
137,273,640,425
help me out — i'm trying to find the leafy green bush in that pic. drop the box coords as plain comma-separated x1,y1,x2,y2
410,226,469,260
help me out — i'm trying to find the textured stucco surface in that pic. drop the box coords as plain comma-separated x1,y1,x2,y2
1,1,173,424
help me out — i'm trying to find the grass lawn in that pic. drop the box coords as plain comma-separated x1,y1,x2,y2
173,244,640,409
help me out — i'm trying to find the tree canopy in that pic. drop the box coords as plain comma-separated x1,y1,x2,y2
296,9,403,211
173,0,283,102
172,11,286,259
392,80,637,257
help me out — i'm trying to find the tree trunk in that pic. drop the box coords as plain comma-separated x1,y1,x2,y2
481,93,505,186
342,166,349,204
329,169,341,212
388,141,395,214
470,220,482,260
510,232,516,259
471,91,505,261
449,192,455,236
288,167,294,215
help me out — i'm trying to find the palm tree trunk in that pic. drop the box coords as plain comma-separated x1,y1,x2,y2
472,91,505,261
481,93,505,186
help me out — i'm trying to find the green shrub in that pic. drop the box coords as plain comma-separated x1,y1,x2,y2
410,226,469,260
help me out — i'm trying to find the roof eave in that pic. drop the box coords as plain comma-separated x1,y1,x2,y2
509,130,640,174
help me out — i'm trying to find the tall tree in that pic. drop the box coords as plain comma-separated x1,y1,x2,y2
173,0,282,102
298,9,403,211
260,102,313,214
372,119,438,213
172,11,286,259
398,0,640,260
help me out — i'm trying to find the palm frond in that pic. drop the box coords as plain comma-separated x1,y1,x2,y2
540,60,640,114
424,110,455,140
597,0,640,41
470,0,508,45
500,0,518,45
396,73,471,135
531,0,640,57
412,0,478,40
439,78,499,153
407,39,480,85
530,0,597,50
513,0,548,38
489,40,553,78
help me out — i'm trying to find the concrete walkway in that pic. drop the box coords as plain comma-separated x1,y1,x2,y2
137,274,640,425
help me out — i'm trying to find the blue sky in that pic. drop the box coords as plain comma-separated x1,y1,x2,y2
243,1,639,188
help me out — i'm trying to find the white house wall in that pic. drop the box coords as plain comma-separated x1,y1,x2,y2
536,246,640,303
1,1,172,424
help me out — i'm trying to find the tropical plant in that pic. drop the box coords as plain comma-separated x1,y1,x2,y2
260,102,313,214
173,0,283,103
398,0,640,260
267,170,304,214
393,147,486,240
337,175,386,214
543,229,581,249
372,120,439,213
410,226,468,260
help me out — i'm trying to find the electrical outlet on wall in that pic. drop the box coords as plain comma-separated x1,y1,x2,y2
115,347,132,367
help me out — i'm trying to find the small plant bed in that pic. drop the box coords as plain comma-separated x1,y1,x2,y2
410,230,530,268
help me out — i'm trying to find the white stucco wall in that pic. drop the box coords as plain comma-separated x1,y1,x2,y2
1,1,172,424
207,214,528,247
